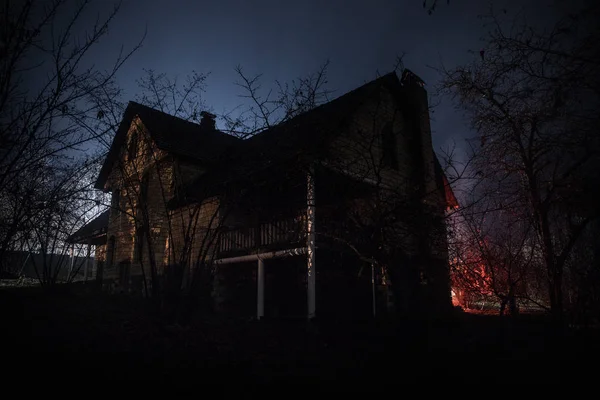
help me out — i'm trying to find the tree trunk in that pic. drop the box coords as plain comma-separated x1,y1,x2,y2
508,286,518,316
549,270,564,324
499,295,507,316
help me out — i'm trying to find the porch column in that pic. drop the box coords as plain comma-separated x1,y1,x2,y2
307,165,316,319
257,258,265,319
84,241,92,281
68,244,75,281
92,245,98,279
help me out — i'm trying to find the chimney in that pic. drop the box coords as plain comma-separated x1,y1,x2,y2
200,111,216,130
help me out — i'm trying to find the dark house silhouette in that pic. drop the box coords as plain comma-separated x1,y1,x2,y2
70,69,457,319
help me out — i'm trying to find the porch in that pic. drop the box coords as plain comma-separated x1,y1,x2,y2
217,214,307,258
211,164,384,320
65,210,109,283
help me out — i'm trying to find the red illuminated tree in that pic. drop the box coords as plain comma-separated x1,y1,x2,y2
440,2,600,322
448,195,548,315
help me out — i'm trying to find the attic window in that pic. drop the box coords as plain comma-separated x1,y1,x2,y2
381,122,399,170
128,131,139,160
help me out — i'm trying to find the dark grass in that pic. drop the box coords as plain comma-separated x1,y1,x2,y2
2,284,599,389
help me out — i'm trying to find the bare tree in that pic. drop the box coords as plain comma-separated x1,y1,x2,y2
99,62,336,319
109,127,225,315
26,156,103,285
222,60,333,138
438,2,600,322
135,69,209,122
99,69,228,317
227,59,461,317
422,0,450,15
447,190,548,315
0,0,143,277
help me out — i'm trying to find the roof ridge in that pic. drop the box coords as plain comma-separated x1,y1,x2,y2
246,71,400,140
128,72,400,141
127,100,239,140
127,101,203,128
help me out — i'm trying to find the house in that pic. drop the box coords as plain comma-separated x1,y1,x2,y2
70,69,457,320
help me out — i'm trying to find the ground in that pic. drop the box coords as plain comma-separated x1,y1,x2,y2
2,283,599,389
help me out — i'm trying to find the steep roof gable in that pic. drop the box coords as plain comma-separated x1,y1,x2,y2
95,101,240,190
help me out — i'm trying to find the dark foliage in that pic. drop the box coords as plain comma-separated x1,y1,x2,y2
3,287,599,387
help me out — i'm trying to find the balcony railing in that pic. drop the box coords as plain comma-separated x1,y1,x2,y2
218,215,307,255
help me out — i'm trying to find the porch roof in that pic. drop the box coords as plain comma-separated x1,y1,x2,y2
66,210,110,245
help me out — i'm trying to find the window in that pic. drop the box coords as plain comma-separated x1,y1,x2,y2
128,131,138,160
381,122,399,170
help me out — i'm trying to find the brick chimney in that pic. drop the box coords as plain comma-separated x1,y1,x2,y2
200,111,216,130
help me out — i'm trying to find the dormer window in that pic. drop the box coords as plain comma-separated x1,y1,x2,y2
381,122,399,170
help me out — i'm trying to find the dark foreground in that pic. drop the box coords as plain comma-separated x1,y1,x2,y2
2,285,599,388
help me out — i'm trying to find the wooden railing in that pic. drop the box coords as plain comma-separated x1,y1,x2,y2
218,215,307,255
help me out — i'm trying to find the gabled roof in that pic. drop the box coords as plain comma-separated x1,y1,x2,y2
98,70,458,211
173,70,459,210
95,102,240,190
230,70,433,169
243,71,403,163
174,72,405,202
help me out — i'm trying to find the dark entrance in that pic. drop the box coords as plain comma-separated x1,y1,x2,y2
264,257,306,319
317,248,373,320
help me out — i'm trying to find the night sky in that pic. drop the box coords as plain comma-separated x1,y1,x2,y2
78,0,558,154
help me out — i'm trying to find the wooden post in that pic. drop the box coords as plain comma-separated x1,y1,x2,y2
92,245,98,280
68,244,75,281
85,242,91,281
257,258,265,320
307,166,316,320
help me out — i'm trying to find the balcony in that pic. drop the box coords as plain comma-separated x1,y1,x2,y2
217,215,307,257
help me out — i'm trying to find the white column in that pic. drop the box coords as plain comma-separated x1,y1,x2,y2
307,166,316,319
257,258,265,319
92,245,98,280
68,244,75,281
84,242,91,281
